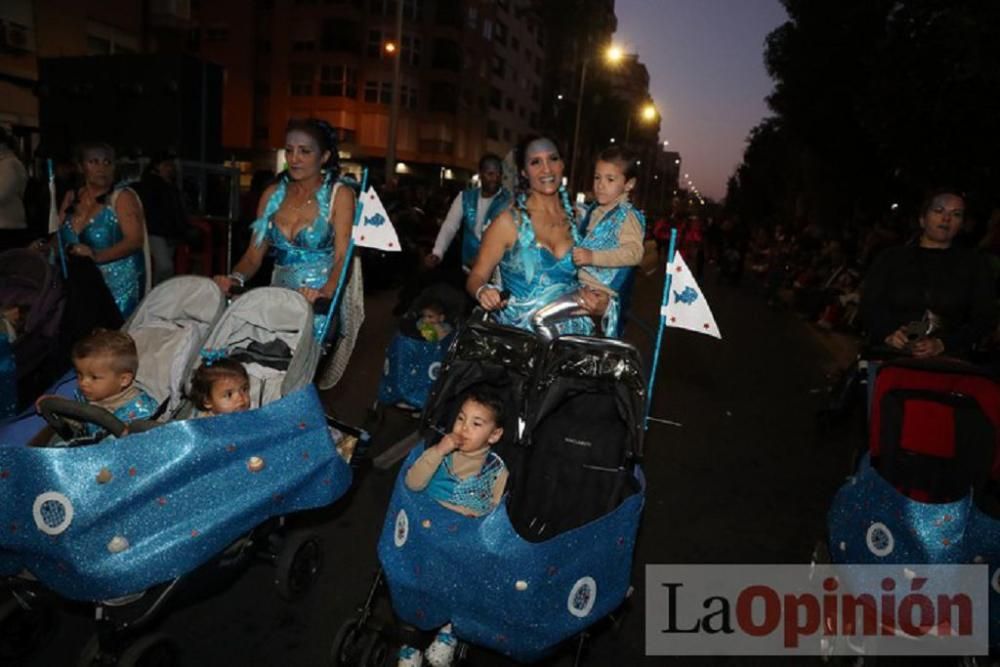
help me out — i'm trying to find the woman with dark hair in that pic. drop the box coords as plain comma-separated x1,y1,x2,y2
861,188,996,360
35,141,148,318
214,119,356,338
466,135,606,333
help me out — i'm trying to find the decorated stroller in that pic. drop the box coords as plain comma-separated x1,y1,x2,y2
376,285,463,413
825,358,1000,652
0,281,352,666
331,321,646,665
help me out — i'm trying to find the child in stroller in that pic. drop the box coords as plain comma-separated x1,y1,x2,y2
825,358,1000,654
332,321,646,666
377,285,462,413
188,357,251,416
0,279,352,666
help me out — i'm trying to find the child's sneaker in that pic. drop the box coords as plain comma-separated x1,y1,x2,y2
398,644,424,667
423,624,457,667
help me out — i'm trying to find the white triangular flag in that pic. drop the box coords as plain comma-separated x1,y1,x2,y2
352,185,400,251
660,251,721,339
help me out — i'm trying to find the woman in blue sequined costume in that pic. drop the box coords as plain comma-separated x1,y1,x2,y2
467,136,607,334
214,119,355,339
50,143,148,319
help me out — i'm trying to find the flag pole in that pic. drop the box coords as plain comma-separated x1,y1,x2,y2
48,159,68,279
316,167,367,342
644,228,677,430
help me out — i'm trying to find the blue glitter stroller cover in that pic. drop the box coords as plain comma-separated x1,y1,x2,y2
0,385,350,601
828,455,1000,648
0,334,14,420
378,446,644,663
377,330,454,410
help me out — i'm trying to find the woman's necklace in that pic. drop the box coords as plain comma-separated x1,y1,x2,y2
287,182,321,212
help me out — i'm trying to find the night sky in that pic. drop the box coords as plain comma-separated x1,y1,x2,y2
613,0,788,200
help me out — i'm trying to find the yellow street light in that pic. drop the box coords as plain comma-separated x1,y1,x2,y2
606,45,625,64
641,103,657,121
384,41,397,54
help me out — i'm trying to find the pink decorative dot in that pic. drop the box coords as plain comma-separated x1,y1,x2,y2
157,497,168,506
191,529,200,537
128,467,137,477
322,478,332,485
298,422,307,430
302,451,310,460
0,469,9,479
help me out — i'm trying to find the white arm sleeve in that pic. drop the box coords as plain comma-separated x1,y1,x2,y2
431,193,465,259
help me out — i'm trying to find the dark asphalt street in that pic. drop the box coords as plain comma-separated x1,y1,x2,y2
19,262,863,667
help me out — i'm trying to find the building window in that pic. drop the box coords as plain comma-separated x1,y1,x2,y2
363,80,394,104
292,40,315,52
370,0,420,19
505,97,513,112
494,20,507,45
418,139,454,154
491,54,505,78
519,106,526,119
482,19,492,40
502,127,511,141
206,26,230,43
290,64,315,96
401,34,421,65
322,19,362,53
428,82,457,113
366,29,383,57
431,38,461,71
87,35,111,55
466,5,477,28
487,119,498,140
320,64,358,97
489,87,501,110
400,84,418,109
511,36,519,52
530,111,538,128
531,83,540,102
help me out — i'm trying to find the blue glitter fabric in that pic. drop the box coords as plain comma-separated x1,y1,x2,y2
0,334,15,419
73,388,159,437
377,330,454,409
461,187,511,269
425,451,505,517
494,210,593,336
58,191,145,318
0,385,350,601
576,202,646,337
250,178,345,340
378,447,644,663
827,454,1000,648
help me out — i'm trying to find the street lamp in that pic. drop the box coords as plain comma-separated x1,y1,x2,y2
383,41,397,54
625,102,657,144
570,44,625,192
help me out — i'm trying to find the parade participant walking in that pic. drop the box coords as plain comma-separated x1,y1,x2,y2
425,154,510,274
467,136,607,334
214,118,356,339
38,142,148,318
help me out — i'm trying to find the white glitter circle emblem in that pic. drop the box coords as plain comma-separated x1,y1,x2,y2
394,509,409,547
567,576,597,618
32,492,74,536
428,362,442,381
991,569,1000,595
515,580,528,591
865,522,894,557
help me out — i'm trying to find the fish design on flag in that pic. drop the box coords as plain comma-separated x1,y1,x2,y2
365,212,386,227
673,286,698,305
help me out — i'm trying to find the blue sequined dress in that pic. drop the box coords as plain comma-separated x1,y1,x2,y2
250,179,346,340
494,210,593,335
59,190,146,318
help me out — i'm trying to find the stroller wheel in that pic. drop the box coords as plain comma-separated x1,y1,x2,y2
274,530,324,600
0,596,51,663
358,631,390,667
329,620,366,667
119,633,179,667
